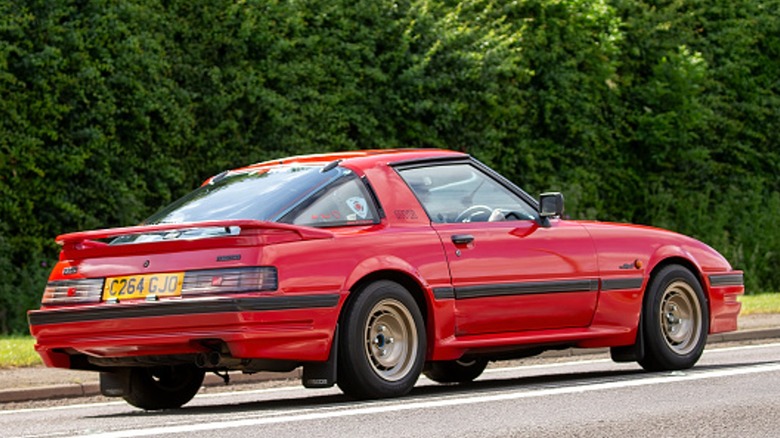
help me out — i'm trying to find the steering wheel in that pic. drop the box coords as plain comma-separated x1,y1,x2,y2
455,205,494,223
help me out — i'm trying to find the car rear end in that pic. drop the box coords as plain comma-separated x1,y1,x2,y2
28,220,340,372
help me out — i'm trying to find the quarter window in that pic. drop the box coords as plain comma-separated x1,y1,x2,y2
286,174,379,227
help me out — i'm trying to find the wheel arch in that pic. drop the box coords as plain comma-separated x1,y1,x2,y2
304,267,433,390
645,255,710,314
341,269,431,328
611,253,711,364
636,258,710,370
334,270,431,398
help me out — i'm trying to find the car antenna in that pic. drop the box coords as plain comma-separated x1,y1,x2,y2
209,170,229,184
321,160,342,173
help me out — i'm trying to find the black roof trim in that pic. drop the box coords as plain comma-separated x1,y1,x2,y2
389,155,471,170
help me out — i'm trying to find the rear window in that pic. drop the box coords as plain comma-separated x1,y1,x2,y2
112,165,371,244
145,165,341,225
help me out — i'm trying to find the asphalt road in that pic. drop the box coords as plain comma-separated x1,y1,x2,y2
3,342,780,438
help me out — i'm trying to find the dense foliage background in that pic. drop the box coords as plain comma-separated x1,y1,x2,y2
1,0,778,333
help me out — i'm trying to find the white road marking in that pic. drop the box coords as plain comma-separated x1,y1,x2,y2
72,361,780,438
196,384,304,399
0,400,126,416
706,341,780,353
479,342,780,376
2,342,779,418
483,358,613,375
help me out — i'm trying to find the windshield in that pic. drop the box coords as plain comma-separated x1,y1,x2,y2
112,165,347,244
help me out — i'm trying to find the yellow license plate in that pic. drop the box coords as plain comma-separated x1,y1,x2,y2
102,272,184,301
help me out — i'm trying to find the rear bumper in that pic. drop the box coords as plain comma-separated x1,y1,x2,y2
29,294,341,369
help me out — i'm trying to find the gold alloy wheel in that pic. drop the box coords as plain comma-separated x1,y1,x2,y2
659,280,703,355
364,298,418,382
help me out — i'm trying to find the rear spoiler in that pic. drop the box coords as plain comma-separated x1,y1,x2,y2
56,220,334,246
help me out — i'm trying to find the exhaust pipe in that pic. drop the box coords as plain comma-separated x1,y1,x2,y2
195,351,299,373
196,351,242,369
195,351,219,368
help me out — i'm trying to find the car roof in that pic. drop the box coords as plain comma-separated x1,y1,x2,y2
230,148,468,173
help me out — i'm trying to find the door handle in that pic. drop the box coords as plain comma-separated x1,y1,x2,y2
451,234,474,245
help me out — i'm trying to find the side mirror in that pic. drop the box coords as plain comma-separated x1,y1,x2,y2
539,192,564,218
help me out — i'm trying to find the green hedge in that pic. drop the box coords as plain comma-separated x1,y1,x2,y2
1,0,778,333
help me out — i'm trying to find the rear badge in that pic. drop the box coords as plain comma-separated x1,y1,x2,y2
217,254,241,262
63,267,78,275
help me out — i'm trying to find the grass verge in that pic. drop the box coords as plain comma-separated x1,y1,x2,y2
0,336,41,368
740,292,780,315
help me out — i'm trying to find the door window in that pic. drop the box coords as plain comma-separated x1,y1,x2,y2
398,164,537,223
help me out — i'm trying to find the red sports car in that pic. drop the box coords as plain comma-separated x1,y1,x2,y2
28,149,743,410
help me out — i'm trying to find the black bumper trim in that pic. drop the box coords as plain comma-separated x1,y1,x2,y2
708,273,744,287
29,294,341,326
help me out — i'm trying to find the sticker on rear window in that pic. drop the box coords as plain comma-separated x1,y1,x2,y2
347,197,368,219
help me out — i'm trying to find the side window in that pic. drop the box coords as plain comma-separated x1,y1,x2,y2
288,174,378,227
398,164,537,223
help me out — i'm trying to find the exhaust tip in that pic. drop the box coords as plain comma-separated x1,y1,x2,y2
207,351,222,367
195,351,224,368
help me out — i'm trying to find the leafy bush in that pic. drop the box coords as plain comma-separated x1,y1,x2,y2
0,0,778,332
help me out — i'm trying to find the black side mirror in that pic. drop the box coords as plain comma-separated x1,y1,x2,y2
539,192,564,218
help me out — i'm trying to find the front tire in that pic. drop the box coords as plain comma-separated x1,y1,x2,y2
638,265,709,371
122,364,205,410
337,280,426,399
424,358,488,384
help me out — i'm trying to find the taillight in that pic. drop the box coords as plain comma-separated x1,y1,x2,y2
181,267,277,296
41,267,277,305
42,279,104,304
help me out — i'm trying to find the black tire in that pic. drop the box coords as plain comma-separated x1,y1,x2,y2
638,265,709,371
122,364,205,410
337,280,426,399
424,358,488,384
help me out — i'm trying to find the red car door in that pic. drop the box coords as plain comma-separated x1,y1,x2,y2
396,160,599,335
434,220,599,335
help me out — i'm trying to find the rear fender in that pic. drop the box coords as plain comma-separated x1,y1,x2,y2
341,256,452,359
342,256,429,295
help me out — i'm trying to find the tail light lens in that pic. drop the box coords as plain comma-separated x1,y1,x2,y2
41,267,278,305
42,279,104,304
181,267,278,296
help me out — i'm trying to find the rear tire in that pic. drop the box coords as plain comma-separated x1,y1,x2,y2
337,280,426,399
638,265,708,371
424,358,488,384
122,364,204,410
